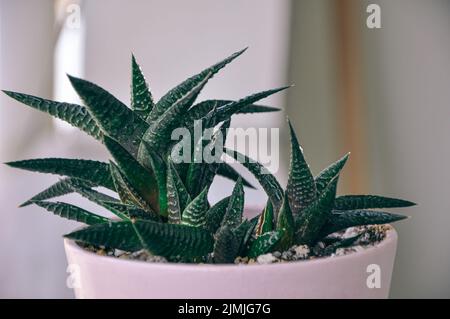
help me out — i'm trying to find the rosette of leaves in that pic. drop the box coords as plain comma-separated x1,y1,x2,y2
3,48,415,263
225,120,415,258
3,49,287,262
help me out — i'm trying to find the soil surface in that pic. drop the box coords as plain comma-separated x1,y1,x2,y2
79,224,391,265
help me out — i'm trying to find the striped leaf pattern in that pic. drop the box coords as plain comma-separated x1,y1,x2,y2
286,120,316,218
2,90,102,140
248,230,283,259
6,158,114,190
34,201,109,225
315,153,349,194
334,195,416,210
131,54,154,118
68,75,148,157
295,177,339,245
320,210,408,237
181,188,209,227
147,48,247,123
133,220,214,258
225,149,283,212
65,221,142,252
221,178,244,229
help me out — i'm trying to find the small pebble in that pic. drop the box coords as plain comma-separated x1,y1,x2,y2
256,253,278,264
273,251,282,258
293,245,310,259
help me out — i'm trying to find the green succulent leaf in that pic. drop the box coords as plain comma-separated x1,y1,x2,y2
248,230,283,259
187,99,279,124
204,197,230,234
286,120,316,218
133,220,214,258
238,104,280,114
34,201,109,225
137,142,168,215
101,201,160,221
166,160,191,224
334,195,416,210
109,162,155,212
147,48,247,123
214,86,290,124
181,188,209,227
2,91,102,140
315,153,350,194
221,178,244,229
104,136,159,211
255,200,274,237
276,193,295,251
216,163,255,189
238,218,259,256
19,178,92,207
68,75,148,157
64,221,142,252
63,181,136,220
320,210,408,237
295,176,339,245
233,219,254,256
185,121,228,197
139,72,213,155
225,149,283,212
6,158,114,190
213,225,241,263
68,182,118,204
131,54,154,118
322,234,363,256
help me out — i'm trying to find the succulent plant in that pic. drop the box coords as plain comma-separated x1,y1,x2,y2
3,49,415,263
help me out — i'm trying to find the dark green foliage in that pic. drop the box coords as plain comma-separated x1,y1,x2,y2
166,160,191,224
216,163,255,189
334,195,416,210
104,136,159,211
4,49,413,263
320,210,408,237
294,177,339,245
132,220,214,258
181,188,209,227
64,221,142,252
275,193,296,251
314,153,349,193
6,158,114,189
147,48,246,123
33,201,109,225
225,149,283,212
19,178,89,207
213,225,241,263
221,178,244,229
286,121,317,217
2,91,102,140
248,230,283,258
131,54,154,118
68,75,148,158
204,197,230,233
255,201,274,236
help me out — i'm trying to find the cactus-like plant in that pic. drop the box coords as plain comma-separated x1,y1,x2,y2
3,49,414,263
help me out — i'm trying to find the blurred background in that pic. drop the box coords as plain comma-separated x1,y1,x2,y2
1,0,449,298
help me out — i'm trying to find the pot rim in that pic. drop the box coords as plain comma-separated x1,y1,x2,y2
64,226,397,271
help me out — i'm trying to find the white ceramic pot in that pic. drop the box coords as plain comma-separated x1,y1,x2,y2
64,227,398,299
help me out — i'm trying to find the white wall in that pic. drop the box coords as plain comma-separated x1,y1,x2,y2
362,0,450,298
